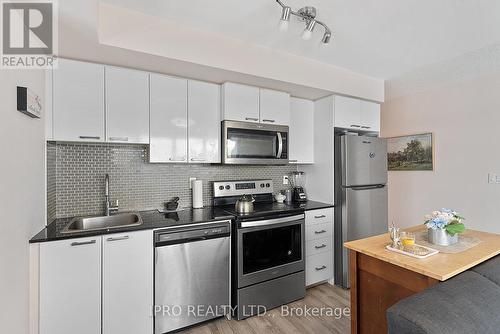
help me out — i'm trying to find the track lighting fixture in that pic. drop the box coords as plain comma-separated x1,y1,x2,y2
276,0,332,44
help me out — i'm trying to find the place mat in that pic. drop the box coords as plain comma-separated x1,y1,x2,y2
414,231,482,254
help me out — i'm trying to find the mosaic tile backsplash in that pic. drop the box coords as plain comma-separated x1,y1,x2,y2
47,143,297,220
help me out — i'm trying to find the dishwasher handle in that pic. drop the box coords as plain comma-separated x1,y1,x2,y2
155,224,230,247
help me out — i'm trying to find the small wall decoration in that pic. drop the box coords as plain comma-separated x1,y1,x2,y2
387,133,433,171
17,86,42,118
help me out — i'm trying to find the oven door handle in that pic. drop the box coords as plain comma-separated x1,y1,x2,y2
240,214,304,228
276,132,283,158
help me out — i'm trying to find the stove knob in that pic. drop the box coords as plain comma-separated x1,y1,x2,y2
225,185,231,190
219,186,224,190
266,183,271,188
260,183,265,188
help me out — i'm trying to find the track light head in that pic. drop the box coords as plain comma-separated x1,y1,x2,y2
321,32,331,44
301,20,316,40
279,6,291,32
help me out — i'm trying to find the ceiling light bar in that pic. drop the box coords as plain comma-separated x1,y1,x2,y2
276,0,332,44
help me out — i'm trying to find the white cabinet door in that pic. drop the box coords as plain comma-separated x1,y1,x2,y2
334,95,361,130
222,82,260,122
150,74,188,163
360,100,381,132
105,66,149,144
103,231,153,334
259,88,290,126
52,58,105,142
188,80,221,163
39,237,101,334
289,97,314,164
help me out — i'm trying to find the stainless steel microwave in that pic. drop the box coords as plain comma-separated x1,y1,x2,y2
222,120,289,165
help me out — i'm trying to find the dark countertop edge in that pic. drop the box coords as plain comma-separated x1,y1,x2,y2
301,201,335,211
30,202,334,244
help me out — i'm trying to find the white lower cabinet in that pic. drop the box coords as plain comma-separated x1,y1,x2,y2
38,231,153,334
40,237,101,334
103,230,153,334
305,208,334,286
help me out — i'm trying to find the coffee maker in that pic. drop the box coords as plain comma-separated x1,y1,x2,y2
291,171,307,202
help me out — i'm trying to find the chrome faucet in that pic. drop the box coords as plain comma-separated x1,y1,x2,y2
105,174,119,216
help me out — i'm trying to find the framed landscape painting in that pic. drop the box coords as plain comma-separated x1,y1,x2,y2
387,133,434,171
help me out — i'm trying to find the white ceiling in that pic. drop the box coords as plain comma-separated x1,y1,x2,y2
102,0,500,80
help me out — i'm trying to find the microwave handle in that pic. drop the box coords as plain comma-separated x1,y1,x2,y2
276,132,283,158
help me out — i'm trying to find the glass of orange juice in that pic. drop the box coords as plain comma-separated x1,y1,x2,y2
401,232,415,246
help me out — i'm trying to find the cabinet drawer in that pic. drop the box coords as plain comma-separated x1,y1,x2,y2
305,208,333,225
306,237,332,257
306,252,333,286
306,221,333,241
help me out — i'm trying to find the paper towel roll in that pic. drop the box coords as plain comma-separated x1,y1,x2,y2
192,180,203,208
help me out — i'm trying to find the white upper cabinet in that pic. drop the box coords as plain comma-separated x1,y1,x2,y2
188,80,221,163
259,88,290,126
334,95,362,129
52,58,105,142
39,237,101,334
102,231,153,334
360,100,380,132
105,66,149,144
222,82,260,123
334,95,380,132
289,97,314,164
150,74,188,163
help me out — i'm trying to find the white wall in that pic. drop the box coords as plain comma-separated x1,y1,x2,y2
0,70,45,334
381,72,500,233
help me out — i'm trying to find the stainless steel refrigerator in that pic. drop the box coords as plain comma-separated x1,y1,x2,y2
334,134,388,288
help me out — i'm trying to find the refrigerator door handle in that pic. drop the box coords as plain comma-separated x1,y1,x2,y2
342,184,386,191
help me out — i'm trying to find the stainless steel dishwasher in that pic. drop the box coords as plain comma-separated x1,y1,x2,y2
154,221,231,334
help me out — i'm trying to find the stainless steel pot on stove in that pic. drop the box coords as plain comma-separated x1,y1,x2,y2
235,194,255,214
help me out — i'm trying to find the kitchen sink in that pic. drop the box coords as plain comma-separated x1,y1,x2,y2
61,213,143,234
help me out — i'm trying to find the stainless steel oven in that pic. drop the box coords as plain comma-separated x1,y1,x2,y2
234,213,305,319
237,214,304,288
222,120,289,165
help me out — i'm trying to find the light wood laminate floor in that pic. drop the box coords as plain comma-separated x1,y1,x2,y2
181,284,351,334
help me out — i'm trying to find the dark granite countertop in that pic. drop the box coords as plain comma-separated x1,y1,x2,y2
30,207,234,243
30,201,333,243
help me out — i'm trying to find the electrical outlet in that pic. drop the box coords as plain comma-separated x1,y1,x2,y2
283,175,289,185
488,173,500,184
189,177,197,189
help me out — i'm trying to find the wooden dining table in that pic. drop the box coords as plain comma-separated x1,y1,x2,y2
344,225,500,334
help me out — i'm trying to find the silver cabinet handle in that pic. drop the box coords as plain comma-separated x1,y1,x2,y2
262,119,275,123
245,117,258,121
350,124,361,128
109,137,129,141
169,157,186,162
315,244,327,249
106,236,129,242
71,240,96,246
361,126,371,129
314,230,327,234
79,136,100,140
314,215,326,219
190,158,206,162
315,265,327,271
